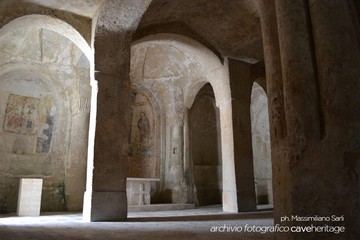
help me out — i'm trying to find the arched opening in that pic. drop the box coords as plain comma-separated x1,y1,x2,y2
250,82,273,206
0,15,92,213
130,33,237,212
127,89,165,205
189,83,222,206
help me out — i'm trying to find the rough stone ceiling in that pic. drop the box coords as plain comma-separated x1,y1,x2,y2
136,0,263,63
0,0,263,63
0,0,104,19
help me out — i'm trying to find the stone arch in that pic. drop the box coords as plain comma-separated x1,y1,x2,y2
0,64,68,108
250,81,273,205
189,83,222,206
0,65,70,211
132,86,166,185
131,33,237,212
254,77,267,94
0,14,92,61
0,64,69,151
185,80,208,109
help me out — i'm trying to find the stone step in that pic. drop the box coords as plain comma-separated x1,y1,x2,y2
128,203,195,212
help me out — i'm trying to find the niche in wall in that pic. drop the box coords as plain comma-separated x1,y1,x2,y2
128,91,159,178
0,15,91,213
0,70,63,212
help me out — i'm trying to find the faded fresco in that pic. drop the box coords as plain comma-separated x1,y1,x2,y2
3,94,39,135
2,94,56,154
128,92,157,178
36,96,56,153
129,93,153,158
137,111,151,156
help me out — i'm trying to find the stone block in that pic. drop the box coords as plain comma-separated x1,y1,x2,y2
17,178,43,216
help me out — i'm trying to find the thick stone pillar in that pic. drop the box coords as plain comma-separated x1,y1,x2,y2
83,0,151,222
256,1,289,229
208,61,238,213
308,0,360,237
228,59,257,212
257,0,360,239
275,0,321,139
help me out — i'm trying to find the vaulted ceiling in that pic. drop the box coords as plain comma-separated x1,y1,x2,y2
0,0,263,63
135,0,263,63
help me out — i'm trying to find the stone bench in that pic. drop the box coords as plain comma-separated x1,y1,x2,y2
126,178,160,205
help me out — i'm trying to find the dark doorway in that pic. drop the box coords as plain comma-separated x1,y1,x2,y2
189,83,222,206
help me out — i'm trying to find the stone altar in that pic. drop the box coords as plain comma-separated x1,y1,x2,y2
17,178,43,216
126,178,159,205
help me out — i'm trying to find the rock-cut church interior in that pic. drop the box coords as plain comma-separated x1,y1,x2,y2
0,1,359,240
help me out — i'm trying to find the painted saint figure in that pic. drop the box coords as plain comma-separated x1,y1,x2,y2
137,111,151,156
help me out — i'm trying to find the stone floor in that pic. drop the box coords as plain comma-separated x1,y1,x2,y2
0,205,274,240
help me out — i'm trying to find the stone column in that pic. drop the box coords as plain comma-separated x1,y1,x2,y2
207,61,238,213
168,124,187,203
273,3,322,238
256,1,289,228
308,0,360,237
83,0,151,222
228,59,257,212
218,99,238,212
257,0,360,239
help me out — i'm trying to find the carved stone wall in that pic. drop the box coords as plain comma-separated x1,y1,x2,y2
0,16,90,213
